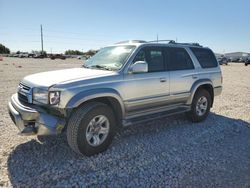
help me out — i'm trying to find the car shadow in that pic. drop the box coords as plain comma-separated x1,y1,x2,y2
7,112,250,187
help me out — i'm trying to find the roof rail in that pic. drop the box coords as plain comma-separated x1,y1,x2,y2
169,41,202,47
148,40,175,43
115,39,202,47
115,40,146,44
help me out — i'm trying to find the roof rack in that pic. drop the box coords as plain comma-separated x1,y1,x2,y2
115,39,202,47
115,40,146,44
148,40,175,43
168,41,202,47
147,40,202,47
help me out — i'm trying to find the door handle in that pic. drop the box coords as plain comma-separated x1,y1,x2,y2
160,78,167,82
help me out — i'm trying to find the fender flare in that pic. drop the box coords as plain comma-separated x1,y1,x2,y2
66,88,125,118
186,79,213,105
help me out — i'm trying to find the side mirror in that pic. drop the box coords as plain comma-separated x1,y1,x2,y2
130,61,148,74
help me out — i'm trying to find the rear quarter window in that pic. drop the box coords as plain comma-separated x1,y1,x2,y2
190,47,218,68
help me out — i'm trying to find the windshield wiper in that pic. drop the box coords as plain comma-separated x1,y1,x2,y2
89,65,115,71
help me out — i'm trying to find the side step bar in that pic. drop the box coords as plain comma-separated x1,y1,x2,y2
122,106,190,127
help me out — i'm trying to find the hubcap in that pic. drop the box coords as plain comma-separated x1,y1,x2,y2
196,96,208,116
85,115,110,147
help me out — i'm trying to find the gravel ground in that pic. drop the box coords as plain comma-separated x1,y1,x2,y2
0,58,250,187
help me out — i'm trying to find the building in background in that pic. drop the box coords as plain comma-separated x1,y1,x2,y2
224,52,250,62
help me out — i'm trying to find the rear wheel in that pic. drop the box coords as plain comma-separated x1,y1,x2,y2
67,102,116,156
187,89,212,122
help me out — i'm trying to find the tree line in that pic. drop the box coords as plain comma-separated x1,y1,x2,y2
0,44,10,54
65,49,97,56
0,43,98,56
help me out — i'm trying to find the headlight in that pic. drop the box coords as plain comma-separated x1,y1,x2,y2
33,88,48,104
49,91,60,105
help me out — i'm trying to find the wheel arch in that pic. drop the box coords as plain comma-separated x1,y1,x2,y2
66,88,125,128
187,79,214,107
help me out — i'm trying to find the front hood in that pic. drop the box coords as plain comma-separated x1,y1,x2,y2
22,68,115,88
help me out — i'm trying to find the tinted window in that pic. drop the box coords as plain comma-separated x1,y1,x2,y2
133,48,165,72
133,50,146,62
190,47,218,68
168,48,194,71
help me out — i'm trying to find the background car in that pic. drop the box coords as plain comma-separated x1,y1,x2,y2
28,53,35,58
50,54,66,60
245,58,250,66
229,57,240,62
217,57,228,65
19,53,28,58
34,54,46,58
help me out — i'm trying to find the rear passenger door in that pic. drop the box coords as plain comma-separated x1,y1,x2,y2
190,47,221,88
166,47,197,104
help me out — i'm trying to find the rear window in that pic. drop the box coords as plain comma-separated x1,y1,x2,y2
190,47,218,68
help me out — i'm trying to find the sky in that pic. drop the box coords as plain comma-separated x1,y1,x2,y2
0,0,250,54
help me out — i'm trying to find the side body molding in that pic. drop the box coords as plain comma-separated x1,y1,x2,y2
66,88,126,117
186,79,213,105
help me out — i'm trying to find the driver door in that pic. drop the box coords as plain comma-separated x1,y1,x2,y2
121,46,170,114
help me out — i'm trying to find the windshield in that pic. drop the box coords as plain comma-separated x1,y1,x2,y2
84,45,136,71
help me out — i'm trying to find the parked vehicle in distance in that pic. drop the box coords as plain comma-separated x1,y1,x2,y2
8,40,222,156
217,57,228,65
19,53,29,58
34,54,46,58
245,58,250,66
231,57,240,62
28,53,35,58
238,57,245,62
13,54,19,57
50,54,66,60
77,56,87,60
65,55,73,59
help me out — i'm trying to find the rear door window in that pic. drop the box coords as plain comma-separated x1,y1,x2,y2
190,47,218,68
167,47,194,71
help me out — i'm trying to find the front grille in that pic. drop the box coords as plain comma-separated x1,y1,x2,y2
19,83,31,91
18,92,29,103
18,83,32,103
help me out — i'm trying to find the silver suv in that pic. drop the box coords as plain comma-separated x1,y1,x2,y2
8,40,222,156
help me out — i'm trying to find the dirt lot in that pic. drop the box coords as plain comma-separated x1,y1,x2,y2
0,57,250,187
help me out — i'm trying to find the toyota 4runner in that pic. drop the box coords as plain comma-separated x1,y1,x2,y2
8,40,222,156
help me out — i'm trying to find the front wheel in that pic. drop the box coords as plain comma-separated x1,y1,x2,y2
67,102,116,156
187,89,212,122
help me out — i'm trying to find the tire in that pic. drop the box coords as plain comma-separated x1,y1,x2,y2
187,89,212,122
67,102,116,156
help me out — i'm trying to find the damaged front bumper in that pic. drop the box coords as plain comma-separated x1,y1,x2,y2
8,94,66,136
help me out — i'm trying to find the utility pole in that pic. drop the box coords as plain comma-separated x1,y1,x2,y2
40,24,44,54
157,34,158,42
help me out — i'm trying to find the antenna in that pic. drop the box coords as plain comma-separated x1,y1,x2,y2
40,24,44,54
